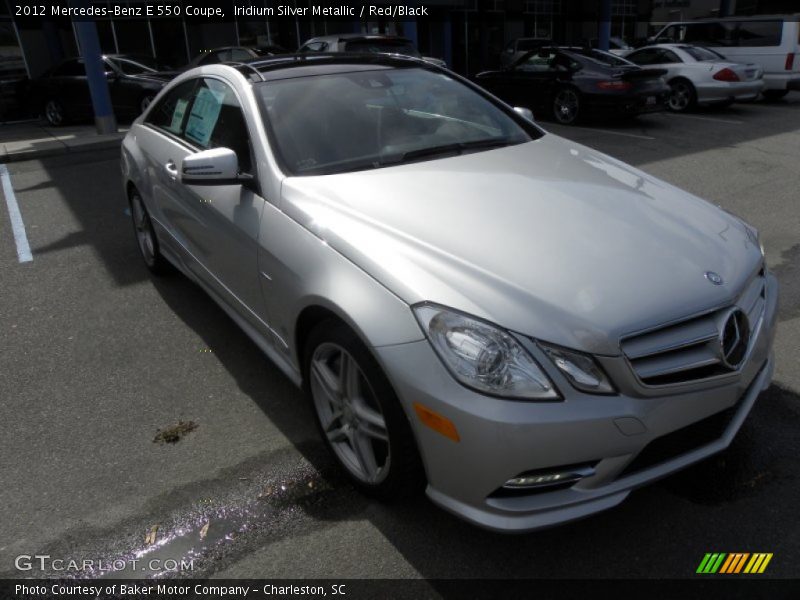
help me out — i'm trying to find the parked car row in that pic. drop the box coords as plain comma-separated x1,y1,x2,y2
476,42,773,124
26,17,798,128
27,34,447,126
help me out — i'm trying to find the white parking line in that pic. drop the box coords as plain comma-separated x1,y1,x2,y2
0,164,33,263
664,113,743,125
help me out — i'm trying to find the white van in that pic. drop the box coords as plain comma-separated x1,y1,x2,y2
651,15,800,99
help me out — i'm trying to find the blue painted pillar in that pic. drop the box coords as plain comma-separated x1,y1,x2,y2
719,0,733,17
598,0,612,51
72,4,116,133
405,19,418,47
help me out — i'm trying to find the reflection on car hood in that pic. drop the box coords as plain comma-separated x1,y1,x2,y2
280,134,761,354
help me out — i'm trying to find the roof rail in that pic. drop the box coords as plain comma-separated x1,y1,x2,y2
220,60,266,82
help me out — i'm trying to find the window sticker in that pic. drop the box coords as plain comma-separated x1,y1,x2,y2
169,98,188,133
185,87,225,146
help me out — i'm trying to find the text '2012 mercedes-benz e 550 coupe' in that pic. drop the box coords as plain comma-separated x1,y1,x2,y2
121,53,778,532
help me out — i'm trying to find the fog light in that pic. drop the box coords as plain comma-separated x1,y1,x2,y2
503,464,595,490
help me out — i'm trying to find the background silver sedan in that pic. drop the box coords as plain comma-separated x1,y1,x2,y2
625,43,764,111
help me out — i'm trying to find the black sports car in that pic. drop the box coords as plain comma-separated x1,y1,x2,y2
475,47,670,124
28,55,175,126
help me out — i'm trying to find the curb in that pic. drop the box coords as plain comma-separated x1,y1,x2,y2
0,135,125,164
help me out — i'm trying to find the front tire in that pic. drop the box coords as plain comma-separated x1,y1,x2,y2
304,320,425,499
667,79,696,112
129,189,170,275
44,98,66,126
552,87,581,124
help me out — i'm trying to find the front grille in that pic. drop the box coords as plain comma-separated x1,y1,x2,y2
621,268,765,387
618,403,739,478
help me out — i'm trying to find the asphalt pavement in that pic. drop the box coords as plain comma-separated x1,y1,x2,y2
0,96,798,582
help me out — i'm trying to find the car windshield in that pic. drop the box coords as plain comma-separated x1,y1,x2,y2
680,45,725,61
343,39,422,57
257,67,537,176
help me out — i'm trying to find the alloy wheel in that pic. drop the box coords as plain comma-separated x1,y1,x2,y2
131,193,155,267
45,100,64,126
310,342,391,484
553,89,580,124
140,95,155,114
668,82,693,111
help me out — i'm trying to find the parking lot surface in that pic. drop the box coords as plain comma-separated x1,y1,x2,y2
1,97,799,581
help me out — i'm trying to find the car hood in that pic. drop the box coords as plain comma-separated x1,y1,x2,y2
280,134,762,355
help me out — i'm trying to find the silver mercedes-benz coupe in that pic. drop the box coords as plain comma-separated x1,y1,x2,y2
121,54,777,532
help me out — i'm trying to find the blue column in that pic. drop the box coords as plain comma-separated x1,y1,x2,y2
598,0,612,51
719,0,733,17
405,19,418,47
72,4,116,133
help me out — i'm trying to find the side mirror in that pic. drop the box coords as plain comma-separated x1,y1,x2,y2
513,106,535,122
181,147,248,186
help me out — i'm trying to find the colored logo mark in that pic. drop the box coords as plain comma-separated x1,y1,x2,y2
696,553,773,574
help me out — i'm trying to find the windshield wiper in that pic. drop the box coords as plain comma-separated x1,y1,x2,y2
386,137,518,166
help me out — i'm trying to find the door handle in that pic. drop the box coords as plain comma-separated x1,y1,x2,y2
165,160,178,180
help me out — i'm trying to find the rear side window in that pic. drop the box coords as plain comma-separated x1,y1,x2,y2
145,80,197,135
627,48,662,65
735,21,783,47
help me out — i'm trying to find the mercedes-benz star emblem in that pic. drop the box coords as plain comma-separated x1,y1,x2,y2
705,271,724,285
719,308,750,370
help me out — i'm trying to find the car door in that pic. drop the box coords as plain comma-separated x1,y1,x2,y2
174,77,269,330
135,78,199,260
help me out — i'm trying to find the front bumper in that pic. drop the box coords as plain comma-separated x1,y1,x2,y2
696,80,765,104
374,272,778,532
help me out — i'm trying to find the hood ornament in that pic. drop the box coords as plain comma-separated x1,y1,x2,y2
705,271,723,285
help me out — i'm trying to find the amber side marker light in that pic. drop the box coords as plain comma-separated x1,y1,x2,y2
413,402,460,442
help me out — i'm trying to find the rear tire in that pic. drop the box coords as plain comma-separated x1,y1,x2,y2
552,87,581,125
304,319,425,500
667,79,696,112
129,189,171,276
762,89,789,101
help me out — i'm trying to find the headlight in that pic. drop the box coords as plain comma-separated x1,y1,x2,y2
538,343,615,394
413,304,558,400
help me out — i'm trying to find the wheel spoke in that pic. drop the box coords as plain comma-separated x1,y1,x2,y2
311,359,342,409
352,398,387,441
339,352,361,400
350,430,379,481
326,422,347,443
